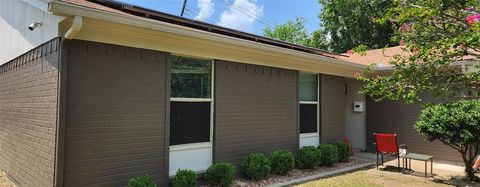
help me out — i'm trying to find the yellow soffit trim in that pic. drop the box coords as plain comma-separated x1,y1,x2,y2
49,1,367,77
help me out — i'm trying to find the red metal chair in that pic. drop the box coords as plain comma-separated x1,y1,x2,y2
374,133,400,170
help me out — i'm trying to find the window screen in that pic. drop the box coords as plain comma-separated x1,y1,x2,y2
299,73,318,101
170,102,211,145
171,56,212,98
300,104,317,133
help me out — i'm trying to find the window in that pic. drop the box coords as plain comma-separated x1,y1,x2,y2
299,73,318,134
300,104,317,133
299,73,318,101
170,56,213,146
171,56,212,98
170,102,211,145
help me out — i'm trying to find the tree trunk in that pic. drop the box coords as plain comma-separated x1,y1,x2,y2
460,149,478,181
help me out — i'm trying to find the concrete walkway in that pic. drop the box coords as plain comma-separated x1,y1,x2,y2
267,151,466,187
352,151,465,175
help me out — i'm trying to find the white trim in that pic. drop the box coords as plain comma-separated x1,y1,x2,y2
170,142,212,151
299,101,318,104
209,60,215,148
300,133,319,138
170,98,212,102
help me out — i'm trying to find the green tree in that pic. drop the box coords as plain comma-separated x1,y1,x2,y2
263,18,328,50
416,100,480,180
319,0,396,53
358,0,480,180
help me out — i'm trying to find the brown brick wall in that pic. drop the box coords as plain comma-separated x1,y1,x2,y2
63,40,169,186
0,38,61,187
320,74,346,143
366,99,461,162
214,60,299,166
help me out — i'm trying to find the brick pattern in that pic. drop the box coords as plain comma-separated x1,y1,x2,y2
320,74,346,143
0,38,60,187
366,99,461,162
63,40,169,186
214,60,299,166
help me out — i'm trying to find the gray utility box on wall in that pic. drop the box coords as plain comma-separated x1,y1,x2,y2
353,101,364,112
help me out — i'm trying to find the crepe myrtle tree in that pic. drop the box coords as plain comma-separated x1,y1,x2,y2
356,0,480,180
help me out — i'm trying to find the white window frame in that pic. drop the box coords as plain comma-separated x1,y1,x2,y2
169,56,214,176
299,72,319,135
169,58,214,149
299,72,320,147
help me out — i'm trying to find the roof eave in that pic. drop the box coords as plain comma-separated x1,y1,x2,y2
49,1,367,73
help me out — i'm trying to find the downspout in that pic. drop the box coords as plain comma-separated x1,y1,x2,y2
64,16,82,39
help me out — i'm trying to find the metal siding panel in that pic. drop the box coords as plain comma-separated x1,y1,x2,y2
344,79,366,150
214,60,298,166
0,0,63,64
63,40,169,186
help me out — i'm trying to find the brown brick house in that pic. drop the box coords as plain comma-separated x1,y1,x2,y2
0,0,467,186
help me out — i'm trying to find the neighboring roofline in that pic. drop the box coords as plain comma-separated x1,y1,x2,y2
370,60,477,71
49,0,367,72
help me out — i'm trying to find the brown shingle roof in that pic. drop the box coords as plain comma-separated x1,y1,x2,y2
339,46,478,67
338,46,406,67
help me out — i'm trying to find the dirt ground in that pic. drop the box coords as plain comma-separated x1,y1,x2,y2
296,159,480,187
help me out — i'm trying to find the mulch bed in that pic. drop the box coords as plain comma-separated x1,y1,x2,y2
232,159,369,187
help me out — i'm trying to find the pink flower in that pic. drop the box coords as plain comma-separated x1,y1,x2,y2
399,40,405,46
466,14,480,26
399,23,411,32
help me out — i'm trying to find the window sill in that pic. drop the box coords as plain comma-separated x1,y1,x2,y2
170,142,212,151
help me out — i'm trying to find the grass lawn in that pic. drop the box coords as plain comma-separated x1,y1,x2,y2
295,166,480,187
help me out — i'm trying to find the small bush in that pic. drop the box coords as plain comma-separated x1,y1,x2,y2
270,150,295,175
240,153,271,180
335,141,350,163
205,163,236,187
172,169,197,187
318,144,338,166
296,146,320,169
127,175,156,187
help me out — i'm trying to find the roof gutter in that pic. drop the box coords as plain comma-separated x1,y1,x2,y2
64,15,83,39
48,1,367,71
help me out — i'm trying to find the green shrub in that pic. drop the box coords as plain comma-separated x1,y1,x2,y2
240,153,271,180
296,146,320,169
318,144,338,166
415,100,480,180
172,169,197,187
205,163,236,187
334,141,350,163
269,150,295,175
127,175,156,187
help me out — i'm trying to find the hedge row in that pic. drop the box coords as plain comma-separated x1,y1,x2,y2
128,141,350,187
